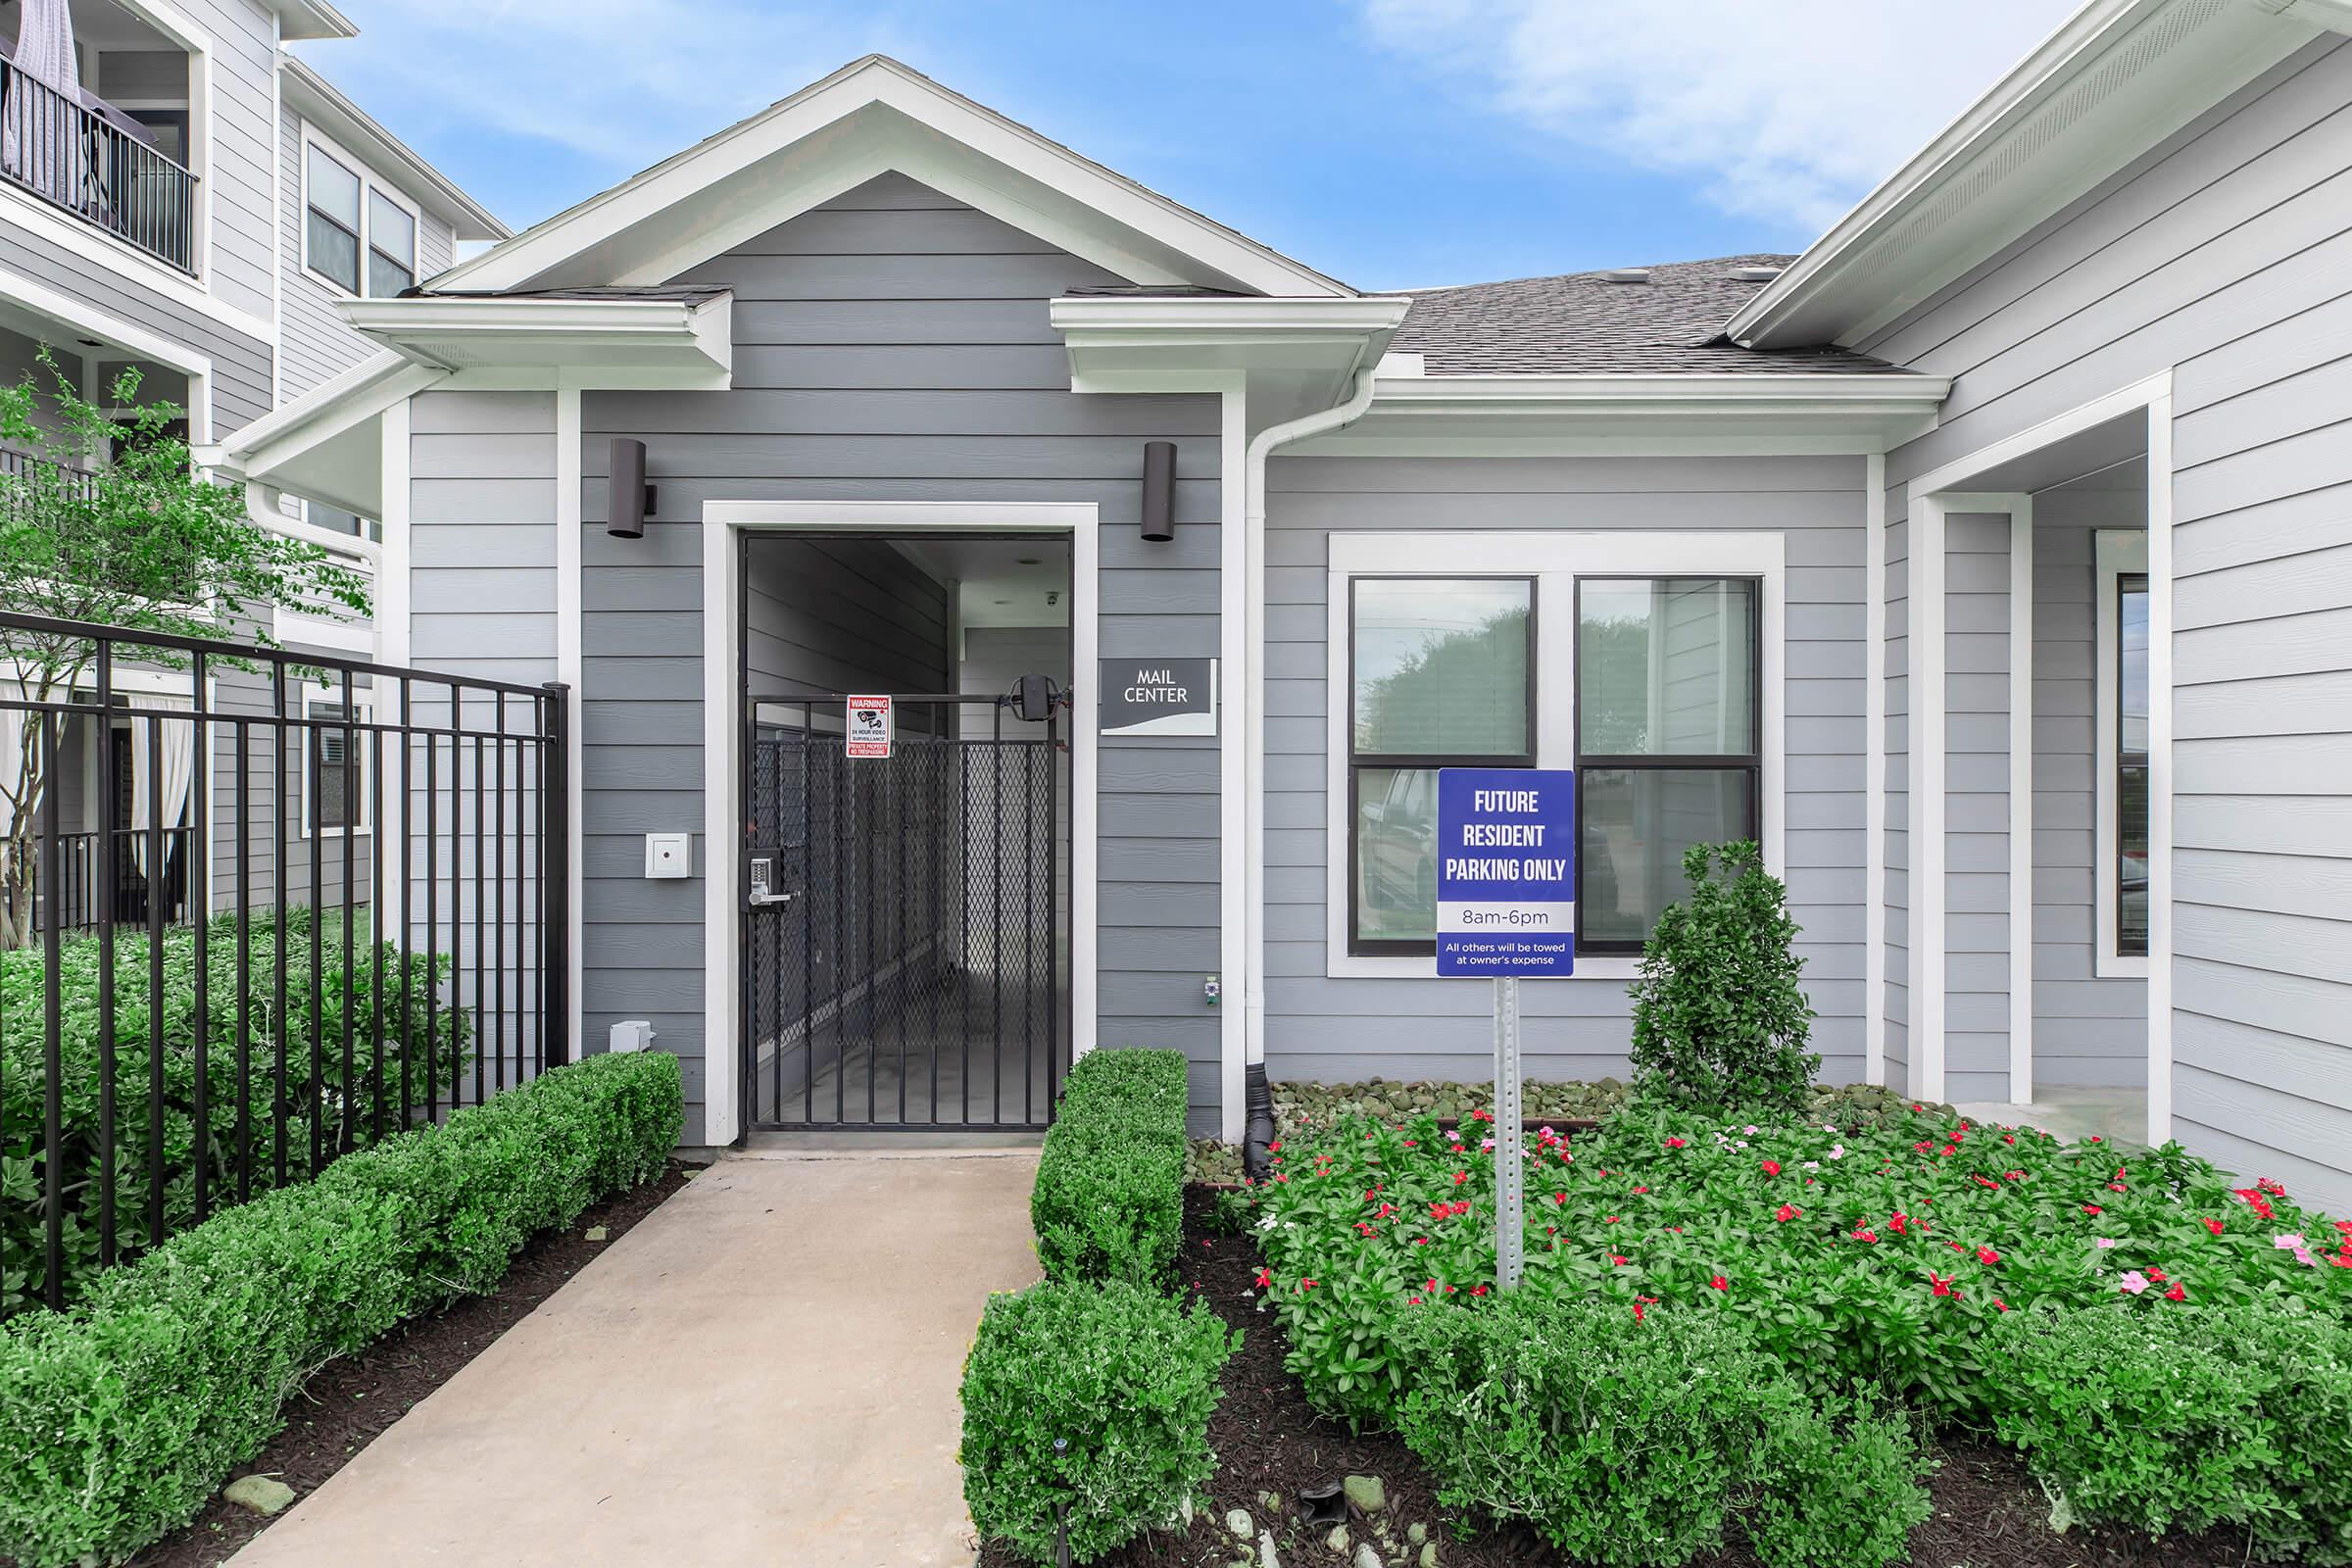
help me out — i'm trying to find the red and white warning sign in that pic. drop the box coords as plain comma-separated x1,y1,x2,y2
845,694,893,759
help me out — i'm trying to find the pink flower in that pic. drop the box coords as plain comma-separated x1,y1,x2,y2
2094,1237,2117,1250
2119,1270,2150,1296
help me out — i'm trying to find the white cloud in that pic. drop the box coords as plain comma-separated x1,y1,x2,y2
1359,0,2072,236
303,0,904,171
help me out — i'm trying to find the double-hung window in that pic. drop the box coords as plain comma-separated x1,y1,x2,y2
1348,577,1536,951
1574,578,1761,952
1332,533,1780,969
2093,530,2150,973
305,143,363,293
305,133,421,298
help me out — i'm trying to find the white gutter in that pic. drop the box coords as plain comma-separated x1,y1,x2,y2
1240,367,1382,1069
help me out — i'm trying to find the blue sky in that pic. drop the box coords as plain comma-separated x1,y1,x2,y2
295,0,2070,293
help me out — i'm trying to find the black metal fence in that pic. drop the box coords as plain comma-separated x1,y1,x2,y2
0,612,569,1318
7,826,194,932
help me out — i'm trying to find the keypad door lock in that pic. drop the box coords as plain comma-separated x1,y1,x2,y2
748,854,793,907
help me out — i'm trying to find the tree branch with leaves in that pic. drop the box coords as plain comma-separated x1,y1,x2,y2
0,347,370,948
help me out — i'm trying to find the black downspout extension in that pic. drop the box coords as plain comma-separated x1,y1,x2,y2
1242,1062,1277,1182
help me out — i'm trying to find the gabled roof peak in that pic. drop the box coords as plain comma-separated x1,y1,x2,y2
427,54,1352,301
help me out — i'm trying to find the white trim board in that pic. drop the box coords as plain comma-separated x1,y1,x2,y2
1319,530,1787,985
1865,454,1887,1087
699,499,1101,1149
1905,371,2173,1143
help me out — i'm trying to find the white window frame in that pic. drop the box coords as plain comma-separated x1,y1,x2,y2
299,124,421,301
2093,528,2151,978
300,687,372,840
1324,531,1786,981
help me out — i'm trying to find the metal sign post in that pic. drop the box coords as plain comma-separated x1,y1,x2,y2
1436,766,1575,1294
1493,975,1525,1289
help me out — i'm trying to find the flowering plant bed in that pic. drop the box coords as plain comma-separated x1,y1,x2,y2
1239,1101,2348,1429
973,1189,2278,1568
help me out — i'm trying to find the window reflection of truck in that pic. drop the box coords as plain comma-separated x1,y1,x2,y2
1360,769,1438,922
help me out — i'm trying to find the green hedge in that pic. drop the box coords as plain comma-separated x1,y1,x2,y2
1,909,467,1315
1031,1049,1189,1286
1393,1293,1930,1568
959,1279,1235,1565
1983,1298,2352,1562
0,1048,682,1568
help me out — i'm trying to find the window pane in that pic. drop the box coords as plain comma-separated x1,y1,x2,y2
1579,768,1752,945
368,191,416,267
1354,766,1439,943
2118,573,2150,957
1578,578,1758,756
366,248,415,300
307,145,360,225
307,210,358,291
1352,579,1531,757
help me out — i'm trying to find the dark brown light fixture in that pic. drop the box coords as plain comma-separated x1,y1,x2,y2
1140,440,1176,542
608,438,656,538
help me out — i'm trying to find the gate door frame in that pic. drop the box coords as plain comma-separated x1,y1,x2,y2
699,502,1100,1148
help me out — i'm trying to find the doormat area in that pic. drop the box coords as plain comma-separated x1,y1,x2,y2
975,1189,2250,1568
127,1165,693,1568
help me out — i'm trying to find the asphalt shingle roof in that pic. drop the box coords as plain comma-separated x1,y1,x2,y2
1389,255,1898,375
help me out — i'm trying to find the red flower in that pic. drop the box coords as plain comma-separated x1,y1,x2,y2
1298,1279,1317,1292
1929,1272,1957,1298
2204,1217,2225,1235
1761,1158,1782,1177
1401,1140,1418,1148
1267,1141,1281,1152
1470,1284,1489,1297
1993,1298,2009,1313
1609,1253,1629,1266
1633,1185,1649,1195
1453,1170,1469,1186
1977,1247,2000,1266
1665,1137,1687,1149
1852,1227,1879,1244
2258,1177,2286,1197
1888,1212,1910,1236
1607,1215,1621,1224
2145,1266,2166,1282
1775,1203,1799,1223
1252,1266,1271,1290
2082,1204,2103,1216
1554,1192,1567,1205
1470,1108,1493,1123
2165,1283,2187,1301
1633,1295,1659,1322
1407,1296,1423,1305
1709,1274,1729,1292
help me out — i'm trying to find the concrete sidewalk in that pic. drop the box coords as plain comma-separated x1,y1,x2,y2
229,1150,1041,1568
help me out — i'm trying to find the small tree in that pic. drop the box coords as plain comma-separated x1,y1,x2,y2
0,348,370,949
1627,840,1818,1113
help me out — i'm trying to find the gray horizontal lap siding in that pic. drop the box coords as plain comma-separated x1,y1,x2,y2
581,172,1224,1135
1263,455,1870,1086
1872,34,2352,1209
1943,510,2012,1103
0,222,270,434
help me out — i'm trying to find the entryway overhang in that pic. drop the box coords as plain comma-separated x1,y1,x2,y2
1050,293,1411,416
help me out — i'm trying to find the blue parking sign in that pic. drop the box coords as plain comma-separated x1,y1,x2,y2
1435,768,1576,977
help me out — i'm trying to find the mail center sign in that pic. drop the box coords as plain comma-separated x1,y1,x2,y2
1435,768,1576,977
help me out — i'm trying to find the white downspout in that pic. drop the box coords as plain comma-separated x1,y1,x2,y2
1241,367,1382,1082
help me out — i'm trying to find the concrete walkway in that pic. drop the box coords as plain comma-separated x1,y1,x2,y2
229,1150,1040,1568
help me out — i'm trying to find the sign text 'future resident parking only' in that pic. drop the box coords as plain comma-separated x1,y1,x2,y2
1435,768,1576,978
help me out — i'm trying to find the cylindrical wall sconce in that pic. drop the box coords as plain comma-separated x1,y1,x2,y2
1140,440,1176,542
608,438,655,538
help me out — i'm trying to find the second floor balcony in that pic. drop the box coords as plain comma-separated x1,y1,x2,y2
0,19,197,273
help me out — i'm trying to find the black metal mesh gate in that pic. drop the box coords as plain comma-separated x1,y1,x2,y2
742,695,1060,1130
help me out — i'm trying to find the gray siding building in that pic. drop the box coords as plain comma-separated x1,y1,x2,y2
221,9,2352,1213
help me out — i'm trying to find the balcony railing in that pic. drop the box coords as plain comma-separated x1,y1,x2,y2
0,54,197,272
3,826,195,935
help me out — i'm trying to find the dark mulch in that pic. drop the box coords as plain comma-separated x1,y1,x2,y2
980,1187,2262,1568
126,1164,693,1568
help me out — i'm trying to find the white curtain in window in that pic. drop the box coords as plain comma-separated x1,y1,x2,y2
127,696,195,874
2,0,83,202
0,671,28,845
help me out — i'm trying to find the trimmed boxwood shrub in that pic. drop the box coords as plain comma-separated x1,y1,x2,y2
1391,1293,1928,1568
0,1048,682,1568
1,909,467,1315
1983,1298,2352,1562
959,1279,1235,1565
1032,1049,1188,1285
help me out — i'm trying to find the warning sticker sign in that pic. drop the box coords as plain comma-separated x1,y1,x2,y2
846,695,893,759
